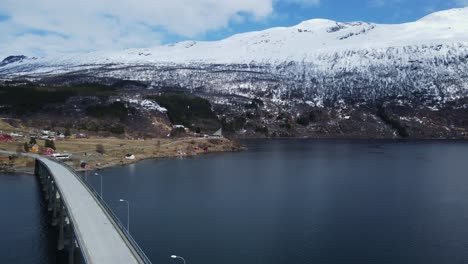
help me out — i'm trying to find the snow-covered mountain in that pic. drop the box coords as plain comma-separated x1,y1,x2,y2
1,7,468,105
0,55,27,67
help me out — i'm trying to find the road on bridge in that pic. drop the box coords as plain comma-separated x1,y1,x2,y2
38,157,143,264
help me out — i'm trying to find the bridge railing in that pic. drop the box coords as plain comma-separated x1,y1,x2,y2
50,158,153,264
35,158,90,264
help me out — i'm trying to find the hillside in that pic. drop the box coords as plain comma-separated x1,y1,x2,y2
0,8,467,139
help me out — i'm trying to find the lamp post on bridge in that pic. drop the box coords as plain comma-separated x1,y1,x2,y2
119,199,130,233
95,172,103,198
171,255,186,264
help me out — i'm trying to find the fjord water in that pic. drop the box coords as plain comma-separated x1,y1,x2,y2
2,140,468,264
0,174,66,264
95,140,468,264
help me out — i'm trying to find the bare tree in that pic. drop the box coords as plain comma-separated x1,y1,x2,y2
17,143,24,154
96,144,105,155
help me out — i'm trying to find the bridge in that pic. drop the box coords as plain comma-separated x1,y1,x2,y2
34,157,153,264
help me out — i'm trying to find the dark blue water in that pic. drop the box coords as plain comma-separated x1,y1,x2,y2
0,174,65,264
3,140,468,264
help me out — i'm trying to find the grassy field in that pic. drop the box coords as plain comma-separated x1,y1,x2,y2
0,155,35,174
0,119,19,131
0,136,241,172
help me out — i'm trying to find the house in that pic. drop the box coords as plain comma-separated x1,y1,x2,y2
52,153,72,160
28,144,39,153
0,134,13,142
9,132,23,138
41,147,55,156
76,133,89,139
211,128,223,138
54,132,65,140
80,161,90,169
173,125,189,132
204,128,223,139
125,154,135,160
203,128,223,138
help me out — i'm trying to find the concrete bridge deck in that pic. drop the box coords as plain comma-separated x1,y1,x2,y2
36,157,151,264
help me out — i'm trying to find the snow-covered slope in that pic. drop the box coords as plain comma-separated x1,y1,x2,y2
1,8,468,104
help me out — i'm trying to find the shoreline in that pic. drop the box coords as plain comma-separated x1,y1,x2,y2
229,134,468,140
3,137,468,175
74,139,244,172
1,137,244,174
76,148,236,172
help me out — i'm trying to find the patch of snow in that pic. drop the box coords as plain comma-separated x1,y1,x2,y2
140,100,167,113
400,116,424,124
124,98,167,113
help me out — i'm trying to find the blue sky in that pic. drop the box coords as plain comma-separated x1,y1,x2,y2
0,0,467,58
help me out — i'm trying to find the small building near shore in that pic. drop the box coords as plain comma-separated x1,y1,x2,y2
204,128,223,139
9,132,23,138
80,161,90,169
28,144,40,153
125,154,135,160
0,134,13,142
76,133,89,139
41,147,55,156
52,153,72,160
212,128,223,138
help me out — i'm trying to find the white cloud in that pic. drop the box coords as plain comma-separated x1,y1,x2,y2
0,0,274,58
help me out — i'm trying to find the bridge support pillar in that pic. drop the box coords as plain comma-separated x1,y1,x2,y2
48,181,55,211
44,175,51,200
68,233,75,264
58,205,66,251
52,193,61,226
68,234,82,264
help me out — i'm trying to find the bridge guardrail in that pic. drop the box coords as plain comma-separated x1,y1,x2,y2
35,158,90,264
47,158,153,264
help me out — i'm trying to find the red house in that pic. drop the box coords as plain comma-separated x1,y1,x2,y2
0,134,13,142
41,147,55,156
76,133,89,139
80,161,90,169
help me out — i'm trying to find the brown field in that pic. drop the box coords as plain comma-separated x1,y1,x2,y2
0,119,19,131
0,136,242,172
0,155,35,174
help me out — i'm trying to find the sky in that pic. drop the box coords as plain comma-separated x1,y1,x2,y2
0,0,467,58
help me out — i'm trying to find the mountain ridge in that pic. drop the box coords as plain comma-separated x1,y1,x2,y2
1,7,468,67
0,8,467,139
